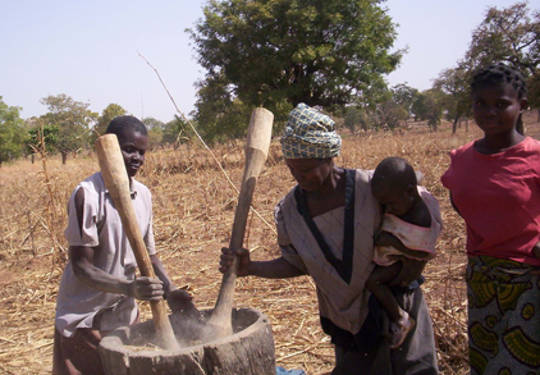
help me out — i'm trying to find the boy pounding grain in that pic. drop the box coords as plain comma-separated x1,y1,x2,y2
53,116,194,375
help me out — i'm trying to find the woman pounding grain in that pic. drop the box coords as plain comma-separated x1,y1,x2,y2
53,116,195,375
220,103,438,375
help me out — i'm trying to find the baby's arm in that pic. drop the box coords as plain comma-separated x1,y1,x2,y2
375,231,434,260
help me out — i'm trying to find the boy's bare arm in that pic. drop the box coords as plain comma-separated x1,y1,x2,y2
70,246,164,300
70,187,163,301
70,245,130,295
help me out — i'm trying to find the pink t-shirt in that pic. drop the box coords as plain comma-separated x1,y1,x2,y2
441,137,540,266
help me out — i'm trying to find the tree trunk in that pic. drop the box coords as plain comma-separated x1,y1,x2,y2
61,151,67,165
452,115,459,134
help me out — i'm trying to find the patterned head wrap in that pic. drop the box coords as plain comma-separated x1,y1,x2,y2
280,103,341,159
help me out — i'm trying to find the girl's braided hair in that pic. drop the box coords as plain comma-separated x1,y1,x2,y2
471,63,528,134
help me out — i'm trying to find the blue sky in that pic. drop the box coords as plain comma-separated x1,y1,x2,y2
1,0,537,122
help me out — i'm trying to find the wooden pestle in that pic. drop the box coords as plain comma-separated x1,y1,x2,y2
207,107,274,337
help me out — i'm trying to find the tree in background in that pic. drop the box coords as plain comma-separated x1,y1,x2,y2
162,116,192,147
0,97,26,166
465,1,539,114
528,71,540,119
343,84,410,132
40,94,98,164
392,83,420,119
466,1,538,76
192,73,257,143
92,103,127,144
142,117,165,149
342,82,409,132
343,106,369,134
411,89,444,131
374,87,409,130
433,65,471,133
26,119,59,163
189,0,402,139
433,2,539,132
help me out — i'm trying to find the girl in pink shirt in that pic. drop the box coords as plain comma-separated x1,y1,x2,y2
441,63,540,375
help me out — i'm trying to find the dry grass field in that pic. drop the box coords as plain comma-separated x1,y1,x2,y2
1,111,538,375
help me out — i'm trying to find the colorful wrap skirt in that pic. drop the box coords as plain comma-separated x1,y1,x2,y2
466,255,540,375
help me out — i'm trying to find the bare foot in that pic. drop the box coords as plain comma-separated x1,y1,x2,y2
389,310,415,349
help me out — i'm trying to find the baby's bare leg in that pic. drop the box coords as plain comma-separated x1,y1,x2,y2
366,262,403,322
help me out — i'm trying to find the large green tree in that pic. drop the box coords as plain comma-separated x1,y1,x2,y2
189,0,402,138
40,94,97,164
193,72,271,143
0,97,26,166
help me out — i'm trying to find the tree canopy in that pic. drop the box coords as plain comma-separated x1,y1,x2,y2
0,97,26,165
465,2,538,105
433,2,539,132
433,64,471,133
40,94,98,163
189,0,402,137
26,118,59,158
466,1,538,75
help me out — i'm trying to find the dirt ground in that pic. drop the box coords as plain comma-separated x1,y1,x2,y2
0,111,538,375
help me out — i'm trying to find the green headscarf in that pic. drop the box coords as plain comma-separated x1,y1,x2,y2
280,103,341,159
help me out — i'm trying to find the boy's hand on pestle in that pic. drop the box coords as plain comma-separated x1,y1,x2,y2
127,276,165,301
219,247,251,276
